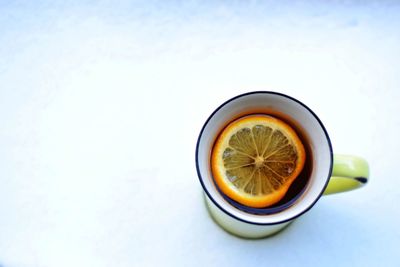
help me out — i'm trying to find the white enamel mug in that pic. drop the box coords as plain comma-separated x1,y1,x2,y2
195,91,369,238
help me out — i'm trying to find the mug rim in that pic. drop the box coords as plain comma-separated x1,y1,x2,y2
195,91,333,225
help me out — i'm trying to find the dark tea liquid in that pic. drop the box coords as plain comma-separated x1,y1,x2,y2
211,111,313,215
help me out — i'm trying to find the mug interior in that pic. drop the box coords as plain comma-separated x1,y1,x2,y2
195,91,333,225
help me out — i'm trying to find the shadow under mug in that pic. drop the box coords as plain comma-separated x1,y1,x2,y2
195,91,369,238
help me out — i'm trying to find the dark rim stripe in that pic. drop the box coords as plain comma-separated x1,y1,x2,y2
354,177,368,184
195,91,333,225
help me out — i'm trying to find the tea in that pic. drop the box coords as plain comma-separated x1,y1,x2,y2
211,112,313,215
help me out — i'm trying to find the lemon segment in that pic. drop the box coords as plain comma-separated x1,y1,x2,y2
211,115,306,208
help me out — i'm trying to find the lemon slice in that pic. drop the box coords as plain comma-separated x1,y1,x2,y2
211,115,306,208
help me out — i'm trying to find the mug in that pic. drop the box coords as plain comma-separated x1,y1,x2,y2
195,91,369,238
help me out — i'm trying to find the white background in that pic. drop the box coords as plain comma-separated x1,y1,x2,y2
0,1,399,266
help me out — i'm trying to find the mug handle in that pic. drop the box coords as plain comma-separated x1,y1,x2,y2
323,154,369,195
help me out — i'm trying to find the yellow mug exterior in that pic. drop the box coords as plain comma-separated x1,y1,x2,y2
204,155,369,239
324,154,369,195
